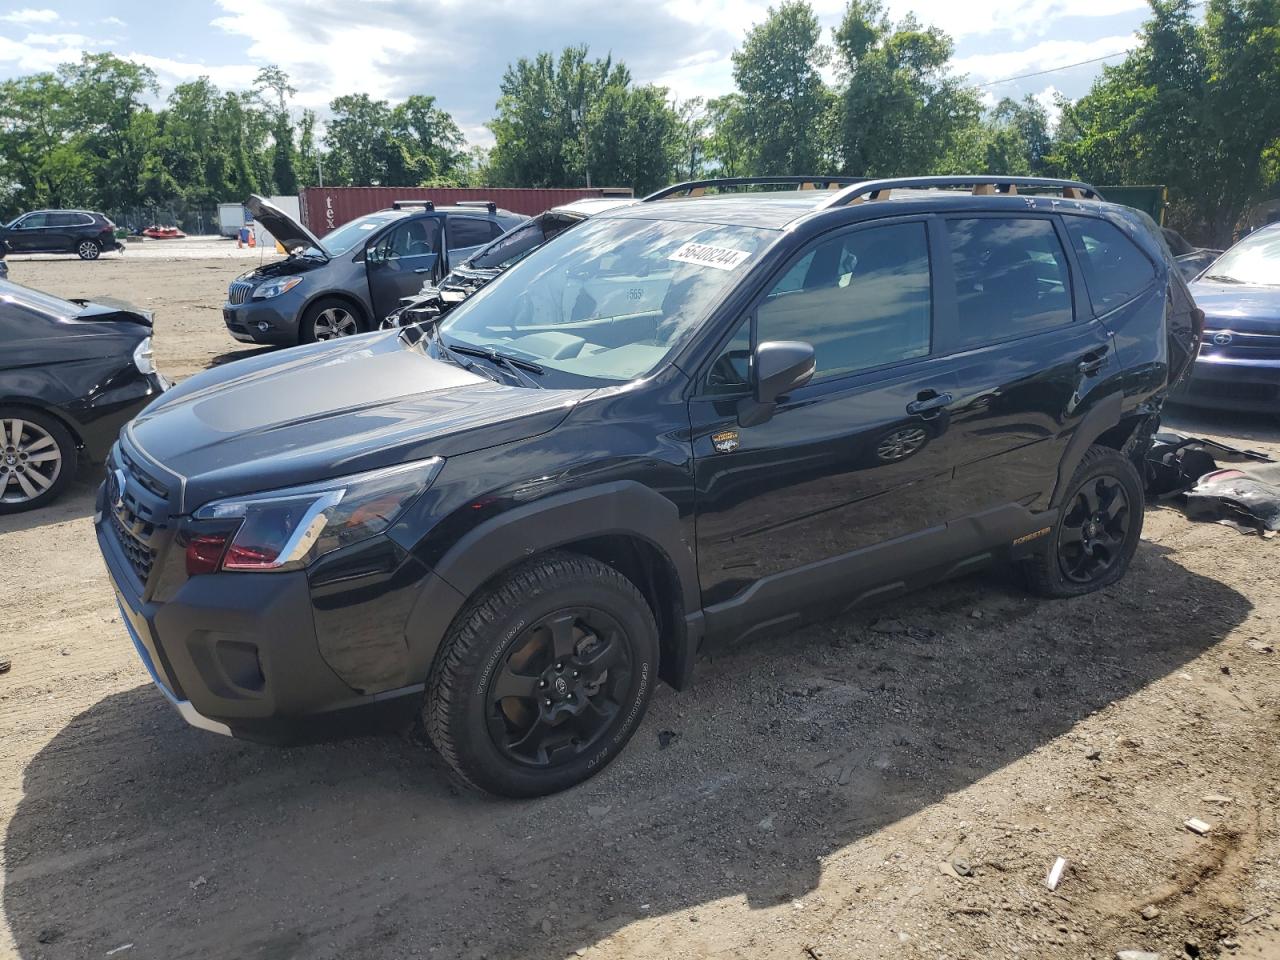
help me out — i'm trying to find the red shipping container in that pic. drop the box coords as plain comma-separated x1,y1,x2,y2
299,186,634,234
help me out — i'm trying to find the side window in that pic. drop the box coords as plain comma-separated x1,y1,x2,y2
1064,217,1157,314
704,316,752,394
946,217,1072,346
755,221,932,380
447,216,494,249
373,219,439,260
488,220,507,240
47,213,78,227
18,213,48,229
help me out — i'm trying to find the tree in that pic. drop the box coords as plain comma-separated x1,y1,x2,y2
488,46,680,190
254,65,299,195
831,0,981,176
731,2,832,174
674,97,711,181
703,94,750,177
1052,0,1280,245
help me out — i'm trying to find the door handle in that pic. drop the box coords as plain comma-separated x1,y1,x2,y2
414,268,432,274
906,391,953,417
1077,352,1108,376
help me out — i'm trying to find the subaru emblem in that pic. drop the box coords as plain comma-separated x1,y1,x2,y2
112,468,128,510
1212,332,1233,346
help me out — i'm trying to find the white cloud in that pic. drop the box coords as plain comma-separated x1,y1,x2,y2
101,16,126,28
124,52,256,91
0,34,87,72
0,8,59,25
953,34,1137,84
1033,84,1064,128
22,32,92,47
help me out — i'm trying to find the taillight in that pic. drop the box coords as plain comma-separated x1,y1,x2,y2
186,532,231,576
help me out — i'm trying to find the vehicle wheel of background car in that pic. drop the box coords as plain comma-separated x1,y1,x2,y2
425,552,659,798
1023,444,1145,598
301,297,362,343
0,407,76,514
76,239,101,261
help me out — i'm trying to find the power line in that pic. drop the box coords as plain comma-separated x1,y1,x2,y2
975,51,1130,88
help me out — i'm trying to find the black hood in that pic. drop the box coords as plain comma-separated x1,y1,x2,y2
246,194,326,257
126,331,591,511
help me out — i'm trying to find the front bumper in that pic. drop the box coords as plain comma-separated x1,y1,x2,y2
1170,354,1280,413
96,497,425,744
222,297,299,345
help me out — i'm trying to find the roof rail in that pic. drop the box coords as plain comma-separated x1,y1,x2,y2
642,176,867,202
392,199,435,211
820,175,1103,208
455,200,498,213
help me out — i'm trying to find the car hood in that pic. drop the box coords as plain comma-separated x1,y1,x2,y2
126,331,590,512
246,194,326,258
1188,280,1280,333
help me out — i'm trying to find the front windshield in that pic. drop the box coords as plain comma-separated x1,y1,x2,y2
439,216,774,383
1204,227,1280,285
468,213,581,271
313,213,401,257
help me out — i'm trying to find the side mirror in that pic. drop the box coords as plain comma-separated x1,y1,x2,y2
738,340,815,427
365,242,385,265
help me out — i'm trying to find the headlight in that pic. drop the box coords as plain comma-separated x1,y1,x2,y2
252,276,303,299
187,458,443,574
132,336,156,375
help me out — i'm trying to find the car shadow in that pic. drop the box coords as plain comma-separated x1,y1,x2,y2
0,477,98,536
2,542,1251,959
208,345,279,367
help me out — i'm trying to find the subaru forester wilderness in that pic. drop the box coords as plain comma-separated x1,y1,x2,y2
97,176,1199,798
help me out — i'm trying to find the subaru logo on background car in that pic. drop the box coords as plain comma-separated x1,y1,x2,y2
1212,331,1233,345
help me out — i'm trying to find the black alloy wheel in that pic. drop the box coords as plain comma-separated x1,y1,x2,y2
426,552,659,797
486,607,632,767
1058,474,1130,583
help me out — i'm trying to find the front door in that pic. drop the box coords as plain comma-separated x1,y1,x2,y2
366,217,442,321
8,213,50,252
689,217,969,615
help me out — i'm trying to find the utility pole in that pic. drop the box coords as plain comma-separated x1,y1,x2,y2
318,156,324,188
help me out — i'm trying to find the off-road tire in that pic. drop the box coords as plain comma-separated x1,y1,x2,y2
1023,444,1144,598
425,552,659,798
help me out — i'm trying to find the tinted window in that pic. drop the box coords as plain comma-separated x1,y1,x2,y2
447,217,494,248
1065,218,1157,310
47,212,90,227
705,316,752,394
947,217,1072,346
17,213,48,229
756,222,932,379
372,219,439,260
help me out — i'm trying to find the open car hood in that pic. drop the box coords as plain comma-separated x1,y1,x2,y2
245,194,327,258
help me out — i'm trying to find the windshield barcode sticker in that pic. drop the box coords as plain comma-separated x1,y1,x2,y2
668,241,751,271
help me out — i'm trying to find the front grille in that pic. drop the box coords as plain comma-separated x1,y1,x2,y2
228,280,256,305
104,452,172,589
110,506,155,582
1201,330,1280,361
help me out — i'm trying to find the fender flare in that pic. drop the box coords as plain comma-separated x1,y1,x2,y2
403,480,702,688
1049,390,1124,507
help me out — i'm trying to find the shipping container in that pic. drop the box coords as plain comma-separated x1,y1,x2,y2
299,186,634,234
1099,185,1167,224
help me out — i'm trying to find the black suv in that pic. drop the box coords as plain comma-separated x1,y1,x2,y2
95,176,1198,797
0,209,121,260
224,196,524,345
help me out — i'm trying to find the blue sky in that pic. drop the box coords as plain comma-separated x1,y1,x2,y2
0,0,1153,144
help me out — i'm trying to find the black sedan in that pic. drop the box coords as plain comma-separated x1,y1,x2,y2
0,279,166,512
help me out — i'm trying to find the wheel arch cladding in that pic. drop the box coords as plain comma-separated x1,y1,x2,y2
304,290,369,328
1049,391,1124,508
406,481,702,692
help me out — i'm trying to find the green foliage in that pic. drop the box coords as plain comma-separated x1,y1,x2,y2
731,1,832,173
1052,0,1280,244
487,45,679,191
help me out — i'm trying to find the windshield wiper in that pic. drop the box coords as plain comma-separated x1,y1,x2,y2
449,343,546,388
425,327,500,382
1202,274,1242,284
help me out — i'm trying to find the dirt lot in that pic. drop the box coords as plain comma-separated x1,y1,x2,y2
2,250,1279,960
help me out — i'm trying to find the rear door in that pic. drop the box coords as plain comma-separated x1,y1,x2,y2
937,214,1116,510
365,217,442,320
689,216,967,607
445,216,502,268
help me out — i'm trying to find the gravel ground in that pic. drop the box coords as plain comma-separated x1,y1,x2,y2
1,254,1278,960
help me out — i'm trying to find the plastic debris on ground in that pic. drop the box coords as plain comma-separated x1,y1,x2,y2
1145,431,1279,536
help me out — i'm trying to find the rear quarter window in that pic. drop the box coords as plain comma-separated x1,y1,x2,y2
1064,217,1157,314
